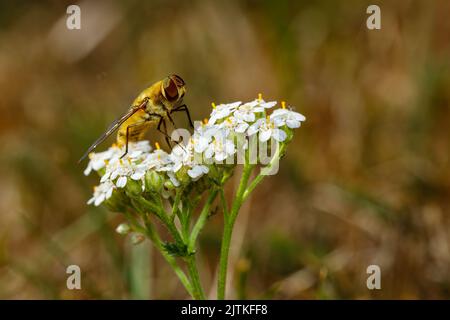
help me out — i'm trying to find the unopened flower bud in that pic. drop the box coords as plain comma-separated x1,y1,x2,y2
175,167,190,185
164,180,176,190
145,171,163,192
131,233,145,245
125,179,143,197
164,172,180,190
103,190,128,212
115,223,130,235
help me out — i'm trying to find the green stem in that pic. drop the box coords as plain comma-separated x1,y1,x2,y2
183,190,218,299
243,143,285,201
141,215,195,298
125,210,194,298
139,197,184,245
242,175,264,202
186,255,205,300
188,190,218,253
172,189,182,221
220,189,229,216
217,164,254,299
181,201,191,241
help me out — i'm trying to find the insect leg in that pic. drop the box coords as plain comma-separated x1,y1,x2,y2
171,104,194,129
166,112,177,129
155,115,187,152
121,120,147,159
146,113,186,152
157,117,172,150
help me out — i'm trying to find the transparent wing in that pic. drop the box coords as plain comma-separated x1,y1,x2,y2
78,100,147,163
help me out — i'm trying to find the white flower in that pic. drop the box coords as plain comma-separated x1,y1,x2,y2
259,100,277,109
168,143,194,172
209,101,241,124
126,140,152,159
233,102,260,122
87,180,115,206
143,149,171,171
270,108,306,129
83,146,121,176
167,171,180,187
85,97,305,207
248,118,287,142
116,176,127,188
233,100,275,123
188,165,209,180
192,123,219,153
204,130,236,161
192,134,210,153
215,116,249,135
84,141,152,176
101,158,147,189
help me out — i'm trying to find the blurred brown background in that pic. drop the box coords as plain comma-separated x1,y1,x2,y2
0,0,449,299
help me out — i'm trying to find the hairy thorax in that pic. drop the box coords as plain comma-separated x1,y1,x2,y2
116,81,177,146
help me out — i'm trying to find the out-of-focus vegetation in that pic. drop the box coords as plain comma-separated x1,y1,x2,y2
0,0,449,299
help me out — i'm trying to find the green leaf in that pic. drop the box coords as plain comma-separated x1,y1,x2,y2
162,242,190,257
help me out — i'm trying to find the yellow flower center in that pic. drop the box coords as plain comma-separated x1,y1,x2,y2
155,142,160,150
265,115,274,129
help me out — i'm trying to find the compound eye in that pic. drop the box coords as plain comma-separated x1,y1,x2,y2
164,78,179,101
172,74,185,86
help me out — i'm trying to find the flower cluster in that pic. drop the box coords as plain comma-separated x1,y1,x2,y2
84,98,305,207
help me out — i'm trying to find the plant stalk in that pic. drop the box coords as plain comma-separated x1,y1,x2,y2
217,164,253,299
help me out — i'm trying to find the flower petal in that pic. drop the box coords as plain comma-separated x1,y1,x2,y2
94,194,105,206
83,165,92,176
131,171,145,180
105,186,114,199
286,119,300,128
292,112,306,121
273,129,287,142
116,176,127,188
242,113,255,122
259,128,272,142
235,122,249,133
261,101,277,109
204,145,214,159
247,122,261,136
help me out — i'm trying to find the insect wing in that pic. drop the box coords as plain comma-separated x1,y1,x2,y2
78,102,147,163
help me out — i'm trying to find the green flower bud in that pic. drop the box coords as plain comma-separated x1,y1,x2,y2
104,189,129,212
164,179,176,190
145,170,164,193
175,166,190,186
164,172,180,190
125,179,143,197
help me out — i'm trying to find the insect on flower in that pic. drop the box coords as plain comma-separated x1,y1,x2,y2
79,74,194,163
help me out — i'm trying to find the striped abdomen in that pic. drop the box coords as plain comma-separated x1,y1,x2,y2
116,109,157,146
